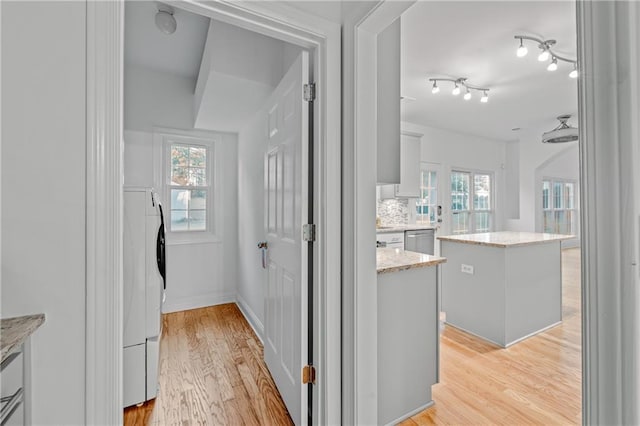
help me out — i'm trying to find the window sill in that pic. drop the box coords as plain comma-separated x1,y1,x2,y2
166,232,221,246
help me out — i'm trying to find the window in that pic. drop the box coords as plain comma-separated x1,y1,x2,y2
451,170,493,234
154,131,217,238
543,178,576,234
416,168,438,224
169,144,209,231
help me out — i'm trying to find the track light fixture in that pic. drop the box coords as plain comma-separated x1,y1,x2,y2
514,34,578,78
428,77,490,104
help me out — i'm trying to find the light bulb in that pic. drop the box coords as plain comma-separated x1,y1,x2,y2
569,65,578,78
538,49,550,62
431,82,440,94
480,91,488,103
547,57,558,71
452,84,461,96
516,40,528,58
464,89,471,100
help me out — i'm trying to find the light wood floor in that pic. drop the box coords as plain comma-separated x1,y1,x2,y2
123,303,293,425
402,247,582,425
125,249,581,425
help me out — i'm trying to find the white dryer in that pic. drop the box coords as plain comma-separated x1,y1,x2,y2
123,187,166,407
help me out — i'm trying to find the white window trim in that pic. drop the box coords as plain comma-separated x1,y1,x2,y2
541,177,579,236
416,163,439,225
153,127,221,245
450,168,495,234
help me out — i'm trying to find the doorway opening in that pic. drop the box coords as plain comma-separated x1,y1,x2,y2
121,3,316,424
399,2,582,422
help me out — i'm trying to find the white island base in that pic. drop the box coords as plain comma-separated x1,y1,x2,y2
377,248,446,425
439,232,572,348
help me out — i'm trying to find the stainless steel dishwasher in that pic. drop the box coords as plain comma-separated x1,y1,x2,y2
404,229,435,255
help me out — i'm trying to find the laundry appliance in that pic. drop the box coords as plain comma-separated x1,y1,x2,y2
123,187,166,407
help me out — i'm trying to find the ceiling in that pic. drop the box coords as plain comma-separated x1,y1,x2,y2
124,2,209,79
401,1,578,142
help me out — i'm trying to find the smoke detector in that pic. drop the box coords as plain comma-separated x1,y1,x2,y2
155,5,177,35
542,115,578,143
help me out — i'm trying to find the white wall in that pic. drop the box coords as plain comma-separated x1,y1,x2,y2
1,2,86,424
124,63,195,132
505,129,580,236
401,121,507,235
236,110,267,339
124,64,238,312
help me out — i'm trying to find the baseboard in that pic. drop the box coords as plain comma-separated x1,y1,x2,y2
236,294,264,344
162,293,235,313
384,400,434,426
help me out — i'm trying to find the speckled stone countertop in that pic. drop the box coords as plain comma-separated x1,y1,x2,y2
377,248,446,274
438,231,573,248
376,224,436,234
1,314,45,362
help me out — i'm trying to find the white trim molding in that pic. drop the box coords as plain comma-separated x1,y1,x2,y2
577,1,640,424
85,0,124,424
86,0,341,423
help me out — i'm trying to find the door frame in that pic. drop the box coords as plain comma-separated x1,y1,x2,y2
85,1,341,424
345,1,640,425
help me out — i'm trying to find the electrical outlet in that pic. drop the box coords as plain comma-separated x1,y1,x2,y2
461,264,474,274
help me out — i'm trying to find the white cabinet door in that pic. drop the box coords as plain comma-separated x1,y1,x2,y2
395,133,421,197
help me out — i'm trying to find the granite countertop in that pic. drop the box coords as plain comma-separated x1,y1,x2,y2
376,224,436,234
377,248,446,274
1,314,45,362
437,231,574,248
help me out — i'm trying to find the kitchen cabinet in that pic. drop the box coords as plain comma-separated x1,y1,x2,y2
378,132,422,198
376,18,401,184
377,249,446,424
1,314,45,426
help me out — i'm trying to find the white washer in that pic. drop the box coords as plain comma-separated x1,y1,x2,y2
123,187,166,407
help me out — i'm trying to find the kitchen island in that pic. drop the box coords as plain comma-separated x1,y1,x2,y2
377,248,446,425
438,231,572,347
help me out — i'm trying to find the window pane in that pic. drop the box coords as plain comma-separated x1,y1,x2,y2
542,181,551,210
190,190,207,210
189,210,206,231
188,168,206,186
430,171,437,188
189,147,206,167
171,210,188,231
543,211,555,233
171,145,189,167
565,182,575,209
171,189,189,210
451,172,469,211
553,182,564,209
474,174,491,210
171,167,188,186
566,210,574,234
452,212,469,234
475,212,491,232
555,211,566,234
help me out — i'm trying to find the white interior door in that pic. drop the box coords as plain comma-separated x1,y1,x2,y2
264,51,310,425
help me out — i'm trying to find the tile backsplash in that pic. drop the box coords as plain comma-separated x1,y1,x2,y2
377,198,409,225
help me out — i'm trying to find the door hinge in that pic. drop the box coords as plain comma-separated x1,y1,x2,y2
303,83,316,102
302,364,316,385
302,224,316,242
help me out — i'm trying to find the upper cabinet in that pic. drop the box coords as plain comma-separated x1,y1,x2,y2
379,132,422,199
376,18,401,184
396,132,421,197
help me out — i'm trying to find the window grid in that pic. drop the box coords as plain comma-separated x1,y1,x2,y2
451,170,492,234
169,143,210,232
543,179,576,235
416,169,438,225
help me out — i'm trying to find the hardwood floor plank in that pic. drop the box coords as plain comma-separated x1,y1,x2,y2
124,303,292,426
409,248,582,425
